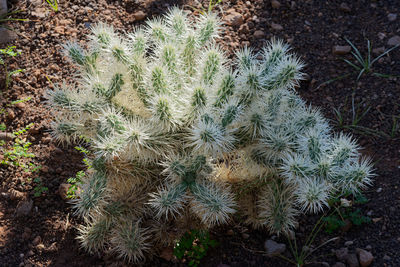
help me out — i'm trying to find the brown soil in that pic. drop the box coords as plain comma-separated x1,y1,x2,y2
0,0,399,266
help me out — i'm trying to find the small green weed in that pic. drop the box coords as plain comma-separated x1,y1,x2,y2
174,230,218,267
66,146,91,198
0,9,27,23
0,124,36,171
343,38,399,81
190,0,222,14
208,0,222,12
323,193,371,233
10,97,31,105
390,116,399,138
0,46,23,90
74,146,91,168
332,96,388,138
279,214,338,267
67,170,84,199
321,38,399,88
0,123,6,131
45,0,59,12
33,177,48,197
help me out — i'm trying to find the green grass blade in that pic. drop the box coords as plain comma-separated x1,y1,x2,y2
350,51,365,66
373,72,400,78
342,59,361,70
356,68,366,80
345,38,364,64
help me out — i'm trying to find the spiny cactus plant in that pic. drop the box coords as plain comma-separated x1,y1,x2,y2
47,8,374,262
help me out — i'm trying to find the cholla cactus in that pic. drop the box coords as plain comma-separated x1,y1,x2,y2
47,8,374,262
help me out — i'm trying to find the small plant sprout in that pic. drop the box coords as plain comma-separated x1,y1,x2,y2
0,46,23,90
280,213,339,267
343,38,399,80
1,124,36,172
174,229,218,266
208,0,223,12
45,0,58,12
47,8,374,263
323,192,371,233
33,177,48,197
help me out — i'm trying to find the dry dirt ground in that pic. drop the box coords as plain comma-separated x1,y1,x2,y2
0,0,399,266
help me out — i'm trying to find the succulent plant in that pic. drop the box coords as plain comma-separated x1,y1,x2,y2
47,8,374,262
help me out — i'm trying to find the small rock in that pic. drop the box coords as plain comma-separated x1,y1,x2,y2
242,233,249,239
15,102,26,109
339,3,351,12
253,30,265,39
160,247,174,261
346,253,360,267
84,6,93,12
0,132,14,142
356,248,373,267
388,13,397,22
30,0,41,6
239,24,249,34
7,109,15,119
0,192,9,199
31,7,48,18
41,166,49,173
271,23,283,31
10,189,26,201
16,199,33,217
225,12,244,27
28,127,39,134
372,47,386,55
226,229,234,236
344,240,354,246
378,32,386,40
27,250,34,257
59,19,71,26
365,245,372,251
333,45,351,55
0,0,7,17
58,183,70,200
41,136,52,144
54,26,65,35
0,28,17,44
376,187,382,193
247,21,255,29
372,217,382,223
332,263,346,267
271,0,281,8
387,35,400,46
336,247,349,261
133,11,146,21
264,239,286,257
383,255,391,261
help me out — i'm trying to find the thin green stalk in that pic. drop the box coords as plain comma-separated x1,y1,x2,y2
45,0,58,12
